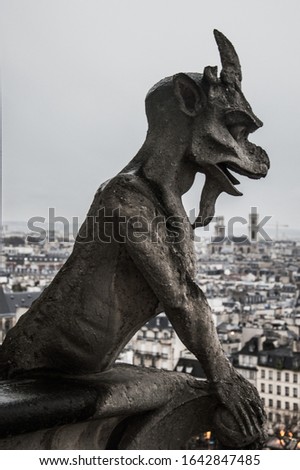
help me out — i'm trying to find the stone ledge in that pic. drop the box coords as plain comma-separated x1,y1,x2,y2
0,364,265,450
0,377,97,438
0,364,215,449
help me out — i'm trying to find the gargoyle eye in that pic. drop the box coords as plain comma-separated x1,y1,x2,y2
228,124,248,141
225,110,259,133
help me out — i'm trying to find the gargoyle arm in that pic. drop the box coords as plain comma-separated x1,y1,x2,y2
124,216,264,434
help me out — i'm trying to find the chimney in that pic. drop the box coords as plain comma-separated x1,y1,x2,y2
292,339,300,353
257,335,266,351
215,216,225,239
249,207,259,242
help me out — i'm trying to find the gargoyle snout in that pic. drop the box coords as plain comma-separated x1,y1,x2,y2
255,146,270,176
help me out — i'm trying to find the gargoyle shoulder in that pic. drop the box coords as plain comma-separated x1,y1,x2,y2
100,173,157,218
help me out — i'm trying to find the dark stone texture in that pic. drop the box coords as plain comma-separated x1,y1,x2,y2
0,365,263,450
0,30,269,449
0,365,213,449
0,378,97,439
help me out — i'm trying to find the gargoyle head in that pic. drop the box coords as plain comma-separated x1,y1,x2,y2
145,30,270,226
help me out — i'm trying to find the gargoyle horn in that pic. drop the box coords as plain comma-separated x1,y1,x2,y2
213,29,242,87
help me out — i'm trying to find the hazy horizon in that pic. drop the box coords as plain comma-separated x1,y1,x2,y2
3,218,300,244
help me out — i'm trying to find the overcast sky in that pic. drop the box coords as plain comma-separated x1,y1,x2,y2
1,0,300,237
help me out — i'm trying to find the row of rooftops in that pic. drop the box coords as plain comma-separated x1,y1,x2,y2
0,286,41,315
6,253,69,263
174,338,300,380
233,335,300,371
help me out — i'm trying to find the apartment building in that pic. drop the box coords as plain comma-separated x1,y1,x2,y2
234,336,300,434
122,313,186,371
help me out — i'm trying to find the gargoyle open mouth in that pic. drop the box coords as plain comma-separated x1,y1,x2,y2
217,162,241,186
216,158,268,196
213,162,242,197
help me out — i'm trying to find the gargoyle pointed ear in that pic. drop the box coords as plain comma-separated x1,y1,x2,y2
173,73,205,117
214,29,242,87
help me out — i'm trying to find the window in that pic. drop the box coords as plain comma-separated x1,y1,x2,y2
276,400,281,409
285,387,289,396
4,319,11,331
285,402,290,410
269,370,273,380
147,330,155,339
268,412,273,421
293,374,298,384
261,383,265,393
269,399,273,407
250,356,257,366
293,388,298,398
269,384,273,394
293,403,299,412
294,358,300,368
249,370,255,380
261,369,265,379
285,373,290,382
277,371,281,381
261,397,265,405
277,385,281,395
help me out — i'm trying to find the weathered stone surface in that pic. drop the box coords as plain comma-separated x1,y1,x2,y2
0,365,212,449
0,30,269,448
0,378,97,438
0,365,264,450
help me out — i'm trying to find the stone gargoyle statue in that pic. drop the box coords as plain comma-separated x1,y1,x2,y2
0,30,269,448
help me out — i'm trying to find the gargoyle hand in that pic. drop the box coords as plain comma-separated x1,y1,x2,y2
211,369,266,443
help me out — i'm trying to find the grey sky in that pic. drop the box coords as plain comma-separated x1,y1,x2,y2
1,0,300,236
